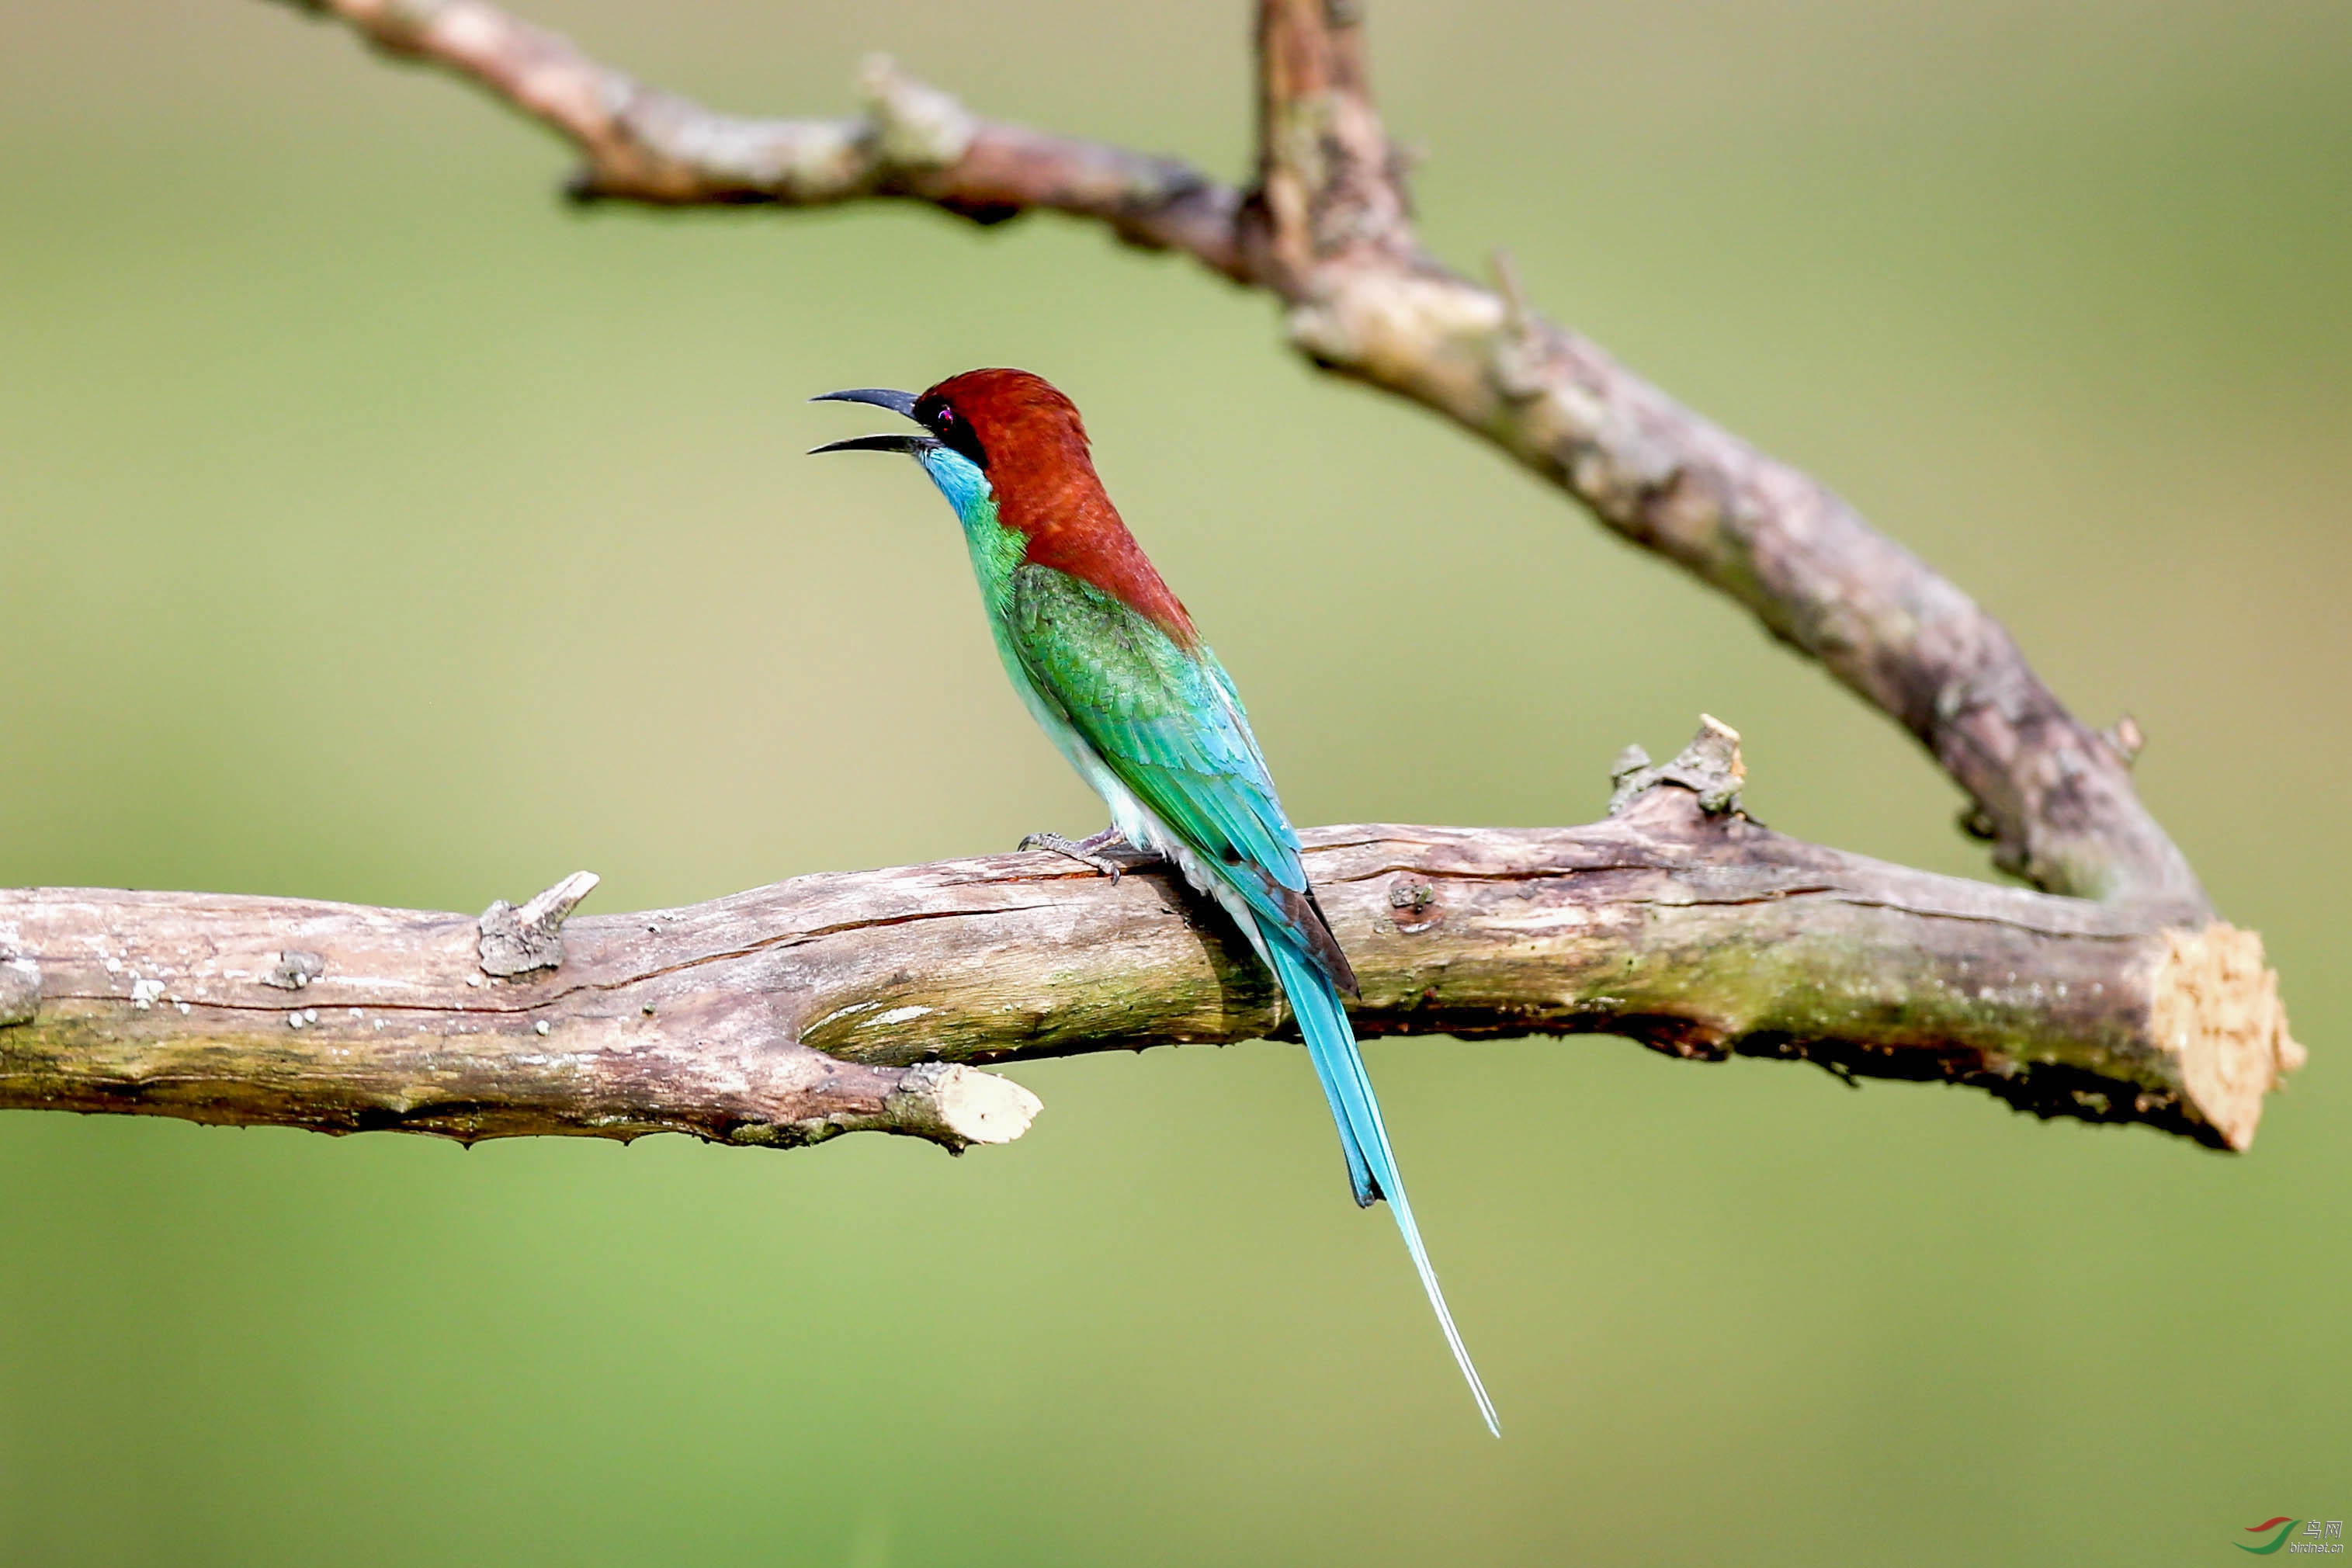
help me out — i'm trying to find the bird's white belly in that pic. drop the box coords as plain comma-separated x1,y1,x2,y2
1094,771,1275,973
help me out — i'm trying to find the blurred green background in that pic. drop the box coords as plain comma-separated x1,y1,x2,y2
2,1,2346,1562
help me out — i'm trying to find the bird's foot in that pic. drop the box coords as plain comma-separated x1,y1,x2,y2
1018,827,1147,882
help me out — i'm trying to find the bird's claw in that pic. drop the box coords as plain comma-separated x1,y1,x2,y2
1018,828,1137,882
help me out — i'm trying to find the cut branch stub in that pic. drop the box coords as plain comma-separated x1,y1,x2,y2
478,870,599,976
881,1062,1043,1152
2153,924,2303,1150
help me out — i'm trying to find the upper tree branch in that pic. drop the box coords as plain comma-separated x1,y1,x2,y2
277,0,2203,913
286,0,1246,272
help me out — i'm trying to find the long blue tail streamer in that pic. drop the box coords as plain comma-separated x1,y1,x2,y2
1268,937,1501,1437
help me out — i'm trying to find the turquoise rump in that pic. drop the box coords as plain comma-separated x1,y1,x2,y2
813,369,1497,1434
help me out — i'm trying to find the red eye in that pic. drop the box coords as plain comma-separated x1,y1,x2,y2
936,407,957,427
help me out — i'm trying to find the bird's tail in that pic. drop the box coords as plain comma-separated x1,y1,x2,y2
1267,935,1500,1438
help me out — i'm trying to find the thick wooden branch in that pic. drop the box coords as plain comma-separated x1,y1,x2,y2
0,741,2299,1154
272,0,2204,913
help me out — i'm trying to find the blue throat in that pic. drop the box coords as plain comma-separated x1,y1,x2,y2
916,446,994,531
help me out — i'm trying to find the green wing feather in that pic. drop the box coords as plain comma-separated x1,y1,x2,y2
1004,564,1350,981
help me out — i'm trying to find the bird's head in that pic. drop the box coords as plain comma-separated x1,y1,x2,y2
810,366,1194,641
810,368,1094,521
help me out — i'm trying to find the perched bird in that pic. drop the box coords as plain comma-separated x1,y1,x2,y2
813,369,1497,1434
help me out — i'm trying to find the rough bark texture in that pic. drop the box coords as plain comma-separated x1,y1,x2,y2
0,752,2300,1154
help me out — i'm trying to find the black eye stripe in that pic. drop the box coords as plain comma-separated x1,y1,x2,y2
921,398,990,469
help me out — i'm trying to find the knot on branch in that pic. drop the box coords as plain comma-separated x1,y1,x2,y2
860,55,975,170
1608,715,1747,817
478,870,599,977
261,949,326,990
0,950,39,1026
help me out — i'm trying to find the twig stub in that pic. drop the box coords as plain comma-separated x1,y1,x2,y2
478,869,600,976
1608,716,1748,817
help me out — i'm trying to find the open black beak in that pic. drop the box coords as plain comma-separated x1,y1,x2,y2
809,387,935,456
